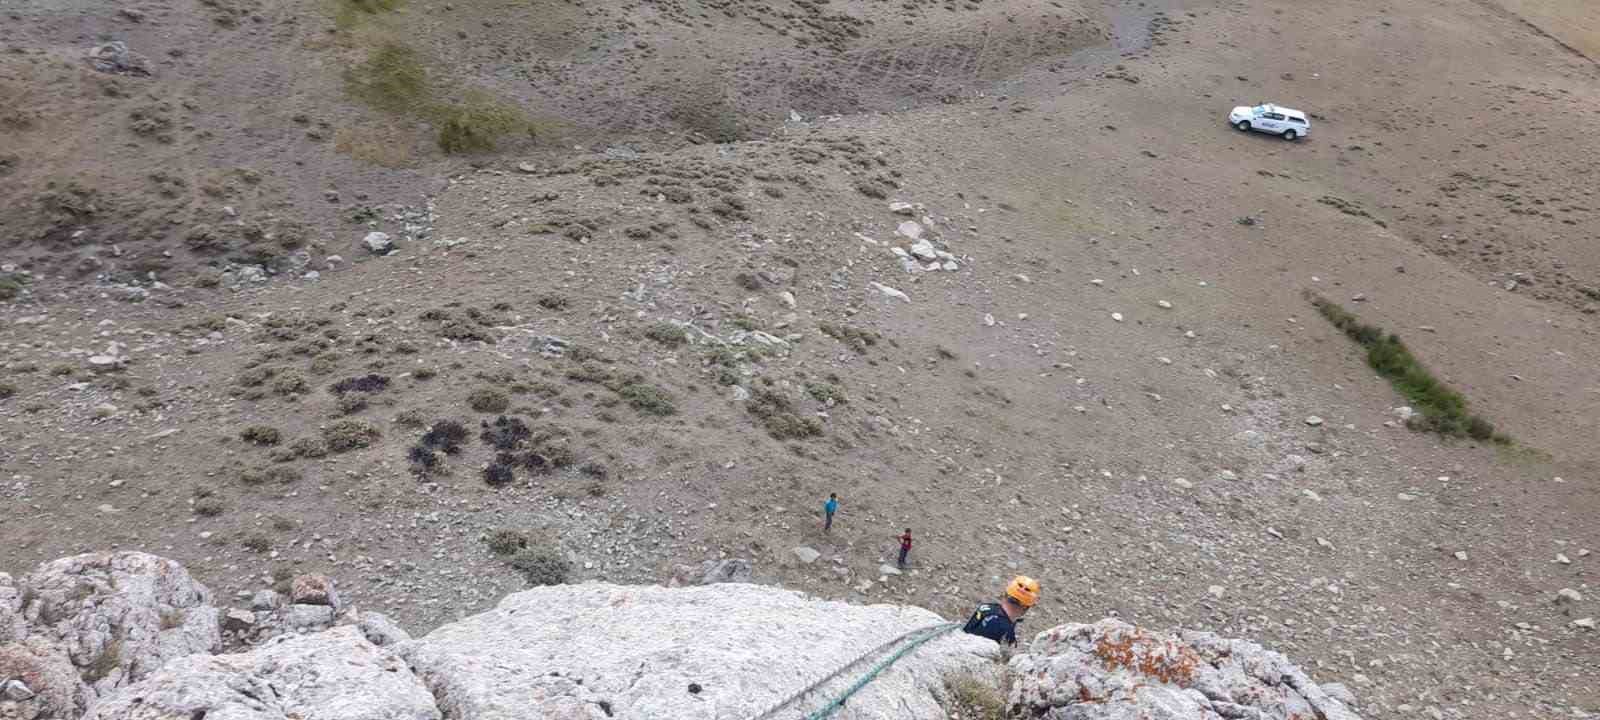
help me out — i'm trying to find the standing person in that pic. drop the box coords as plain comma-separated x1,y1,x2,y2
896,528,913,568
823,493,839,533
962,576,1039,647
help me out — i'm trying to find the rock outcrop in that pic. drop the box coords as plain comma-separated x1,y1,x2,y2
4,552,1366,720
85,626,438,720
2,552,220,714
396,582,999,719
1008,619,1361,720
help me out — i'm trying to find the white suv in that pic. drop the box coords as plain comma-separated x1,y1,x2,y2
1228,103,1310,141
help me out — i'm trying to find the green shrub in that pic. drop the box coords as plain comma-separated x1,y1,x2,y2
508,548,570,586
436,100,530,154
943,677,1007,720
467,388,510,413
747,388,822,440
643,322,688,347
0,273,28,300
193,497,226,517
1310,294,1507,443
241,466,302,486
616,382,676,416
240,425,282,446
485,528,528,556
806,382,846,406
241,534,271,553
345,43,428,113
323,419,380,452
819,322,878,354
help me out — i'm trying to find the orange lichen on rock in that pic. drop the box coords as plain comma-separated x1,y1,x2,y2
1091,627,1202,686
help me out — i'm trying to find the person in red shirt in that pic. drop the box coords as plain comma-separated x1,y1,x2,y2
896,528,913,569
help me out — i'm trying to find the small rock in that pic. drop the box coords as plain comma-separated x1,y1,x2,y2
1,680,34,702
908,239,938,261
983,313,996,327
1556,553,1572,565
251,590,282,611
1555,588,1582,605
516,162,538,174
1157,300,1172,309
792,547,821,564
1171,478,1193,490
1573,617,1596,630
879,564,902,576
789,109,803,123
222,609,256,633
869,282,910,303
363,231,394,254
94,403,120,418
1110,312,1124,322
289,574,340,608
1304,415,1324,426
895,221,923,241
889,201,915,216
1206,585,1225,599
778,291,796,308
1454,551,1469,561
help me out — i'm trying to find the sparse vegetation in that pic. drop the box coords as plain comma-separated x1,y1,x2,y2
616,381,677,416
239,425,282,446
273,436,328,461
819,322,878,354
508,548,571,586
1310,294,1507,443
323,419,381,452
345,43,535,154
241,534,271,553
421,419,470,454
943,677,1008,720
643,322,689,347
485,528,528,555
0,273,27,300
483,462,515,486
747,388,823,440
241,466,302,486
467,388,510,413
0,382,15,400
331,373,390,395
193,496,226,517
806,382,847,406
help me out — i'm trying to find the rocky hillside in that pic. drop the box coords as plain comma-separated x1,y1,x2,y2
2,551,1373,720
4,0,1600,717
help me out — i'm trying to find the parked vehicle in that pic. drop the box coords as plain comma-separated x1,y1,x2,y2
1228,103,1310,141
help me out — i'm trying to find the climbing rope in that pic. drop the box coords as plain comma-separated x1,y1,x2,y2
747,622,961,720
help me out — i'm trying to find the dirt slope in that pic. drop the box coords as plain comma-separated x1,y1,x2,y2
2,0,1599,718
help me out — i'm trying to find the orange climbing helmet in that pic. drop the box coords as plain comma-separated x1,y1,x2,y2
1005,575,1040,608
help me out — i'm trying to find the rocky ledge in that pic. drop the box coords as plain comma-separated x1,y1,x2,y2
1,552,1364,719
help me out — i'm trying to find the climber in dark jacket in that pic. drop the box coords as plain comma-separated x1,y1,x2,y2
962,576,1039,646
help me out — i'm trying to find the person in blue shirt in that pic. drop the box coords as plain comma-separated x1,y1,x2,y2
823,493,839,533
962,576,1039,646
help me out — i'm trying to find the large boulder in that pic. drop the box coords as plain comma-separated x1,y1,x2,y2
21,552,221,699
398,582,999,719
85,625,440,720
0,637,86,720
1009,619,1361,720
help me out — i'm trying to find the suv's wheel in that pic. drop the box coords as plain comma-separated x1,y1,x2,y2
1282,129,1298,141
1235,120,1251,132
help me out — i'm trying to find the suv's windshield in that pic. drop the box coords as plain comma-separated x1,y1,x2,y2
1252,105,1268,114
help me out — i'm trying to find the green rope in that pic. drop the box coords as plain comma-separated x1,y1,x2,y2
801,623,961,720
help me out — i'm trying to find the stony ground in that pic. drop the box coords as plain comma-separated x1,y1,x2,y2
3,0,1599,718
